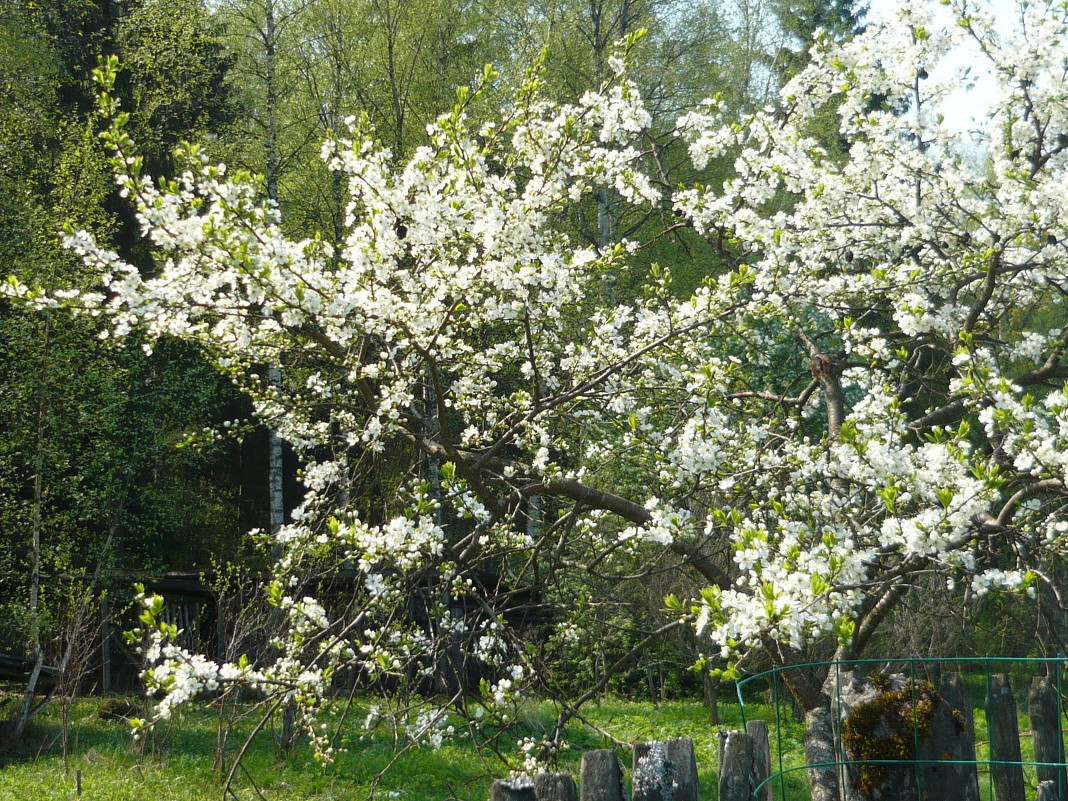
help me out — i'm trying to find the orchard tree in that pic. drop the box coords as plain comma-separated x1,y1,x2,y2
11,1,1068,797
673,0,1068,794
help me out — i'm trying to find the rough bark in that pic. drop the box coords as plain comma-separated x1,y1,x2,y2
805,705,842,801
703,670,720,725
837,673,920,801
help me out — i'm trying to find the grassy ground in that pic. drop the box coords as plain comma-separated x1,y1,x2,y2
0,695,805,801
0,690,1051,801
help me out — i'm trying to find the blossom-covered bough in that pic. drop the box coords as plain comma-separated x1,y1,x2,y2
8,0,1068,795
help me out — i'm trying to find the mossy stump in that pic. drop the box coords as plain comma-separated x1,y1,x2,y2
839,673,940,801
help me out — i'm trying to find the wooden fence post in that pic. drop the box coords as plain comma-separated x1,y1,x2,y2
633,741,676,801
718,730,754,801
987,674,1026,801
633,739,698,801
747,720,773,801
665,738,699,801
580,749,626,801
1029,676,1067,801
918,672,980,801
491,777,536,801
535,772,579,801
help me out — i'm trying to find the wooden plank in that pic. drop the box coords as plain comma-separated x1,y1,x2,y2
665,738,699,801
633,740,698,800
918,672,980,801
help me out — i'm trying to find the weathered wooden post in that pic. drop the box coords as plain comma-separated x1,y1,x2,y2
535,773,579,801
633,739,698,801
580,749,627,801
718,730,754,801
665,738,699,801
747,720,773,801
918,672,980,801
987,674,1026,801
633,742,676,801
491,777,537,801
1029,675,1066,801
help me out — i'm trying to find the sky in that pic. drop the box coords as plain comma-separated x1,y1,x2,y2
867,0,1017,133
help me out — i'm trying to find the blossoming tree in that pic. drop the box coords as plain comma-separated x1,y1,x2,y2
10,0,1068,795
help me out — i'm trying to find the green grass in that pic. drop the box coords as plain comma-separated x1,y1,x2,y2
0,696,804,801
0,692,1051,800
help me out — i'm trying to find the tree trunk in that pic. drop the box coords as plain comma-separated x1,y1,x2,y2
703,669,720,725
805,705,842,801
10,316,52,745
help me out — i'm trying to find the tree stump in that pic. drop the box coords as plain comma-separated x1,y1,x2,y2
838,673,934,801
987,674,1025,801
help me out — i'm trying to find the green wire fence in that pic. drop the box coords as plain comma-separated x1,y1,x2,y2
735,656,1068,801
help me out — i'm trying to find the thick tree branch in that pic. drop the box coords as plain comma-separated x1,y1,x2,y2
795,330,845,438
536,478,730,586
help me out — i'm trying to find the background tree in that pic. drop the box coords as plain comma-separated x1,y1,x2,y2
0,0,245,746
